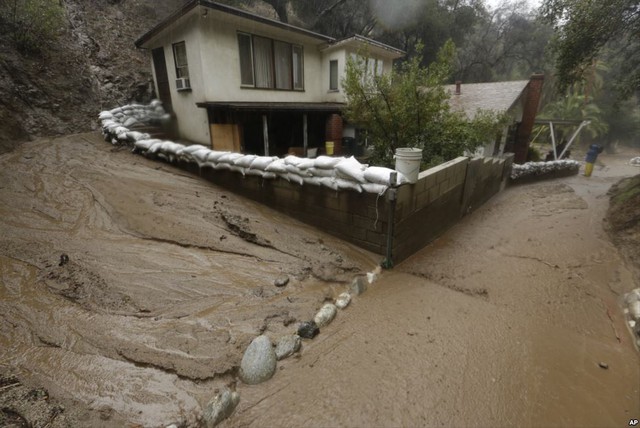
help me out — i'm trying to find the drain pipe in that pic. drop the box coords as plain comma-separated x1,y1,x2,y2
382,172,397,269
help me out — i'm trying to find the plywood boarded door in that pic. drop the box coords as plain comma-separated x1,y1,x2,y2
211,124,242,152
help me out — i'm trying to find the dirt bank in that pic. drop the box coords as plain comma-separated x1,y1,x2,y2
1,137,639,427
0,133,377,427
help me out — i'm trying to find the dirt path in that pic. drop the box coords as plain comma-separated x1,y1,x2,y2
1,134,638,427
224,150,640,427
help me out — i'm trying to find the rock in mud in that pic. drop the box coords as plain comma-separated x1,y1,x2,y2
239,335,277,385
335,292,351,309
314,303,337,327
275,334,301,360
350,276,367,295
297,321,319,339
202,387,240,428
274,275,289,287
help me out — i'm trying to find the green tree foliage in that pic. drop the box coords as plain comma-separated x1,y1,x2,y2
455,1,554,82
0,0,65,54
342,41,506,168
541,0,640,98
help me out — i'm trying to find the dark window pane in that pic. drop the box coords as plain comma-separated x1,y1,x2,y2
238,33,254,86
329,60,338,90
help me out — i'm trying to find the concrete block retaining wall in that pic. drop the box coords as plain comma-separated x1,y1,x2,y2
182,153,513,264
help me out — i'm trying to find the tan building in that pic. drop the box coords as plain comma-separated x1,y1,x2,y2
135,0,404,156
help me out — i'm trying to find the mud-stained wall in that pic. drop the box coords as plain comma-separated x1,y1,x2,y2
179,153,513,263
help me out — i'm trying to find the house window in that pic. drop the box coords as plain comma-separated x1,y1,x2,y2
238,33,254,86
237,32,303,90
172,41,189,79
329,60,338,91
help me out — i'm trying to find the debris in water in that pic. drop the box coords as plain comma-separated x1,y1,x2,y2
274,275,290,287
59,253,69,266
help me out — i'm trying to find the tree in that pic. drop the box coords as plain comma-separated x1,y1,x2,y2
541,0,640,99
0,0,65,54
342,41,506,168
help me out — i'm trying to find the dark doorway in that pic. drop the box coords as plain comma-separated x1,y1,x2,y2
152,47,173,113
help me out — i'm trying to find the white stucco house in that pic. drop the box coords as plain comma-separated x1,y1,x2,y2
135,0,404,156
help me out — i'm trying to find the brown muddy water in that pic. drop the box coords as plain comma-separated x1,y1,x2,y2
1,134,639,427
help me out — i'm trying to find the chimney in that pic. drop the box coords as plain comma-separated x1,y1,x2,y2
455,81,462,95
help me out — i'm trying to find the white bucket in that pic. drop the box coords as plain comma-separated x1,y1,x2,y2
394,148,422,183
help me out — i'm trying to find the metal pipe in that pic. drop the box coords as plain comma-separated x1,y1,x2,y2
383,172,397,269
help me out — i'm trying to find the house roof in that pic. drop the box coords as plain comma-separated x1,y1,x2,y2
320,35,405,58
135,0,335,48
446,80,529,119
196,101,345,113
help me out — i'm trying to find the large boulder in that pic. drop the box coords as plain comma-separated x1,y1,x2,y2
239,335,277,385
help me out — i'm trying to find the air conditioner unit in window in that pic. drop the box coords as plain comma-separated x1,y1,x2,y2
176,77,191,91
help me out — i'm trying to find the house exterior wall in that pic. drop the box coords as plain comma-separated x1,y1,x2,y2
147,14,211,145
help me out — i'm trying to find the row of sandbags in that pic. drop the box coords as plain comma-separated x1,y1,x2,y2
99,100,170,145
510,159,580,180
99,102,408,194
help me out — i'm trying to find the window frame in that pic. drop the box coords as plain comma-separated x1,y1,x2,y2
237,32,304,91
329,59,338,91
172,41,189,79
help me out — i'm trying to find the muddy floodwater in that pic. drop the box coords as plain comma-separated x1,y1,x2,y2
1,134,639,427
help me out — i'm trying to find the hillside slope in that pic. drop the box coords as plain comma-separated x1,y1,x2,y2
0,0,189,153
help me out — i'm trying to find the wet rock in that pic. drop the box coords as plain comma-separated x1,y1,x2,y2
239,335,277,385
335,292,351,309
598,362,609,369
314,303,337,327
350,276,367,295
367,271,378,284
274,275,289,287
297,321,319,339
629,301,640,321
275,335,301,360
202,387,240,428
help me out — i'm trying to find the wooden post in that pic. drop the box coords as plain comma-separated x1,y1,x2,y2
303,113,308,157
262,114,269,156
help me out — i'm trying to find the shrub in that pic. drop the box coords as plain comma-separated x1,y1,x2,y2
0,0,65,54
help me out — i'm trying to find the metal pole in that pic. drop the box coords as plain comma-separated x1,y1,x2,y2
549,121,557,160
303,114,308,157
262,114,269,156
559,120,590,160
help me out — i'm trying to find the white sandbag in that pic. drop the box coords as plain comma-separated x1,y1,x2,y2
234,154,257,168
249,156,278,171
361,182,388,195
182,144,209,154
265,158,288,173
296,158,316,169
114,126,129,135
363,166,408,186
101,119,117,129
285,164,308,176
319,177,339,191
110,107,123,115
134,139,158,151
217,153,244,164
192,148,212,164
116,132,128,141
284,155,304,166
123,117,138,127
287,173,304,186
228,165,245,175
336,178,362,192
307,167,335,178
303,176,322,186
335,156,367,183
245,169,265,177
98,111,113,120
213,162,232,170
314,155,341,169
262,172,277,180
206,151,231,162
161,141,184,155
126,131,149,142
147,141,165,154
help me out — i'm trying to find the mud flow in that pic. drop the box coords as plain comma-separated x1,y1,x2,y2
0,133,377,426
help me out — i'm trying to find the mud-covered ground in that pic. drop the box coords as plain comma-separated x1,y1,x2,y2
1,135,639,427
0,133,377,427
